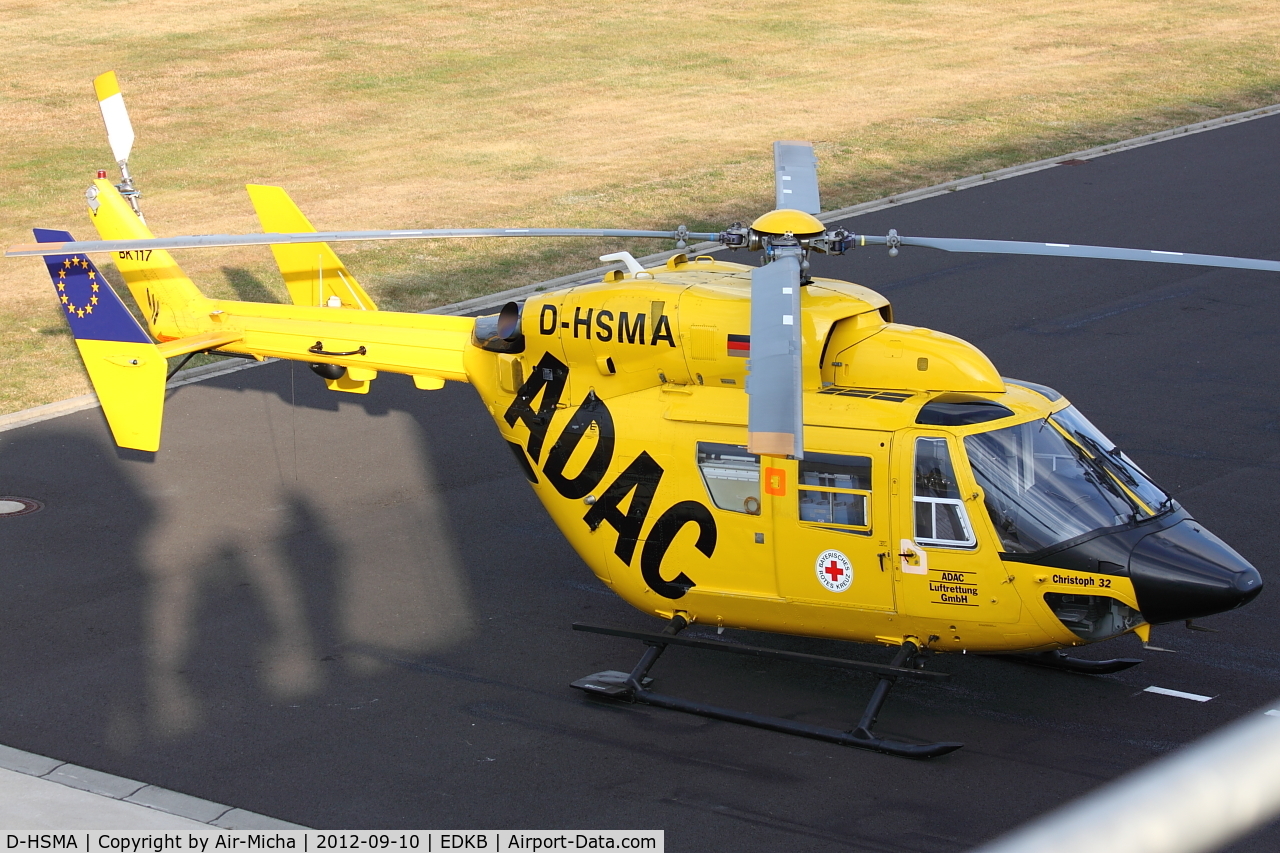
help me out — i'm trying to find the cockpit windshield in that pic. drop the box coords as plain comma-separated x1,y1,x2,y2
963,407,1171,554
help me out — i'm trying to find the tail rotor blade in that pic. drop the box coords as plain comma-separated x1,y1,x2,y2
93,71,135,166
747,252,804,459
774,142,821,215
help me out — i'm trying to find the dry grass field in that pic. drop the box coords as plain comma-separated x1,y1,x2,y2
3,0,1280,413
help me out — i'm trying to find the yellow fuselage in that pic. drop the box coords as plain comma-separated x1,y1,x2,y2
456,255,1136,654
101,238,1135,655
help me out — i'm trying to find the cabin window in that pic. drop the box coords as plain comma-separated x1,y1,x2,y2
914,437,976,548
696,443,761,515
798,453,872,533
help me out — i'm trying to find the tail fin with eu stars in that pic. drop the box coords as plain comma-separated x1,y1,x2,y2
34,228,166,451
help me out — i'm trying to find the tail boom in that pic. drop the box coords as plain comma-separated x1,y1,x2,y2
197,299,473,384
36,183,478,451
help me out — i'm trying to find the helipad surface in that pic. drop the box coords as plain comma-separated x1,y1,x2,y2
1,112,1278,849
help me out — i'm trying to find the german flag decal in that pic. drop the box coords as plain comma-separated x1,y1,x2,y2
727,334,750,357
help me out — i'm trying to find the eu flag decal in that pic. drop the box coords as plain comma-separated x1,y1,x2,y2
34,228,151,344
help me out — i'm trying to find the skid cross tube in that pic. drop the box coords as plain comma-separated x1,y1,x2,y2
571,622,962,759
623,614,688,691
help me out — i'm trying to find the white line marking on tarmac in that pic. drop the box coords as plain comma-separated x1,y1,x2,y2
1265,710,1280,717
1145,686,1214,702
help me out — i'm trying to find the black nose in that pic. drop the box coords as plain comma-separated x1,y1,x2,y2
1129,520,1263,624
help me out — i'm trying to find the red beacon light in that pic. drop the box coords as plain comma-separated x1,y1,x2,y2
96,170,107,179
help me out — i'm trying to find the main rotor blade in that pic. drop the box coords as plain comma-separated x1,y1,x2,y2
6,227,722,258
747,252,804,459
861,234,1280,274
774,141,821,215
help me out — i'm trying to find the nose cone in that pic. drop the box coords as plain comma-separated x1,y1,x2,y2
1129,520,1263,624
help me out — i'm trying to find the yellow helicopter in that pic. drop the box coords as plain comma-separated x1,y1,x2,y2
7,72,1273,758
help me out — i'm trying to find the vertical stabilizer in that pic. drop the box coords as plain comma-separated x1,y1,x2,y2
86,179,207,340
35,228,165,451
246,184,377,310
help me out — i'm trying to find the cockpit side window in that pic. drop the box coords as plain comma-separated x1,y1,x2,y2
696,443,761,515
914,437,976,548
798,453,872,534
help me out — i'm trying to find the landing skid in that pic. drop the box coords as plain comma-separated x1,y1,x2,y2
571,619,963,759
993,649,1143,674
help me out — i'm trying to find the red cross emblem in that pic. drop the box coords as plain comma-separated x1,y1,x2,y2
816,550,853,592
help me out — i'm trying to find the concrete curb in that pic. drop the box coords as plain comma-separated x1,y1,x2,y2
4,100,1277,421
0,744,304,829
808,102,1280,225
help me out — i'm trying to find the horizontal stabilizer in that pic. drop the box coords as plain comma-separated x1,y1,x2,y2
154,330,245,359
246,185,377,310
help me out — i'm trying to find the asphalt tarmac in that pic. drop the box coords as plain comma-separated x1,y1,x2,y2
2,113,1279,850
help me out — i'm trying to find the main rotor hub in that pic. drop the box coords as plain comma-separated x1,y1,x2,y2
750,208,825,237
